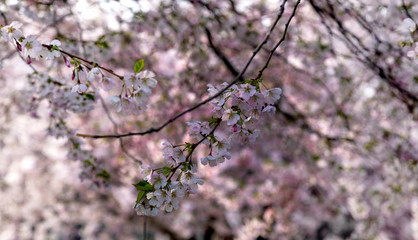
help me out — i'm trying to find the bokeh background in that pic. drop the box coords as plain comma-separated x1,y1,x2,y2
0,0,417,239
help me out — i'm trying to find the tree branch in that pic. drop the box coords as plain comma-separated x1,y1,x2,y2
256,0,301,79
42,44,124,80
76,0,301,139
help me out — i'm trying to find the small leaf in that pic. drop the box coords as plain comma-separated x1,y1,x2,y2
96,170,111,180
133,180,154,191
134,191,146,207
84,93,95,101
97,35,106,42
134,59,144,73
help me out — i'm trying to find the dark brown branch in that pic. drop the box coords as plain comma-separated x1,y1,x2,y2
76,0,301,139
256,0,301,80
309,0,418,112
204,27,240,77
42,44,124,80
402,0,416,24
0,11,8,25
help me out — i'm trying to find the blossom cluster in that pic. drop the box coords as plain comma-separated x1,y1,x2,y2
1,21,61,63
110,70,157,114
51,118,110,187
1,21,158,115
1,21,159,188
134,164,203,216
187,120,231,167
133,80,282,216
20,72,96,118
208,81,281,141
196,81,281,167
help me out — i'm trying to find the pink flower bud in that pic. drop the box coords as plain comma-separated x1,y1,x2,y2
16,42,22,51
31,111,39,118
232,125,238,132
26,56,32,64
64,56,71,68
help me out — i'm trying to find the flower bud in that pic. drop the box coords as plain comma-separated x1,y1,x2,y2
64,56,71,68
16,42,22,51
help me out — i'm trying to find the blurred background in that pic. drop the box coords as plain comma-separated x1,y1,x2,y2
0,0,417,239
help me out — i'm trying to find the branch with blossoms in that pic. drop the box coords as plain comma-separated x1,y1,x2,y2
76,0,301,139
1,21,159,115
1,0,301,216
0,19,160,186
131,1,300,216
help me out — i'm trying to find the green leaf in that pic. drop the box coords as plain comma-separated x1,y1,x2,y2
134,191,146,207
96,170,111,180
132,180,154,191
134,59,144,73
208,117,221,126
51,45,60,51
97,35,106,42
364,139,377,151
84,93,95,101
157,166,172,176
96,41,110,49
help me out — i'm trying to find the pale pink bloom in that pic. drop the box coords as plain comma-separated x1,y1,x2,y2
187,121,201,135
101,77,115,91
213,138,230,155
239,83,257,100
200,121,211,135
172,147,186,163
41,40,61,59
180,171,203,187
147,192,163,207
1,21,23,42
124,73,138,88
262,105,276,114
21,35,42,59
155,188,172,204
248,92,265,108
87,67,101,82
133,88,150,102
222,109,240,125
71,83,88,93
262,88,282,104
170,184,185,203
200,155,216,166
207,83,226,106
138,70,157,93
121,96,136,113
403,18,417,32
164,201,178,212
110,96,122,112
149,173,167,189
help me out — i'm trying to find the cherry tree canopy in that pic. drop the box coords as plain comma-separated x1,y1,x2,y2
0,0,417,239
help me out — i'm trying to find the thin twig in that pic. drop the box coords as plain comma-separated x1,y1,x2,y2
402,0,416,24
256,0,301,79
204,27,240,77
42,44,124,80
98,95,143,164
0,11,8,25
77,0,301,139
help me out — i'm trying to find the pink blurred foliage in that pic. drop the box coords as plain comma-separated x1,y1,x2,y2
0,0,417,239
